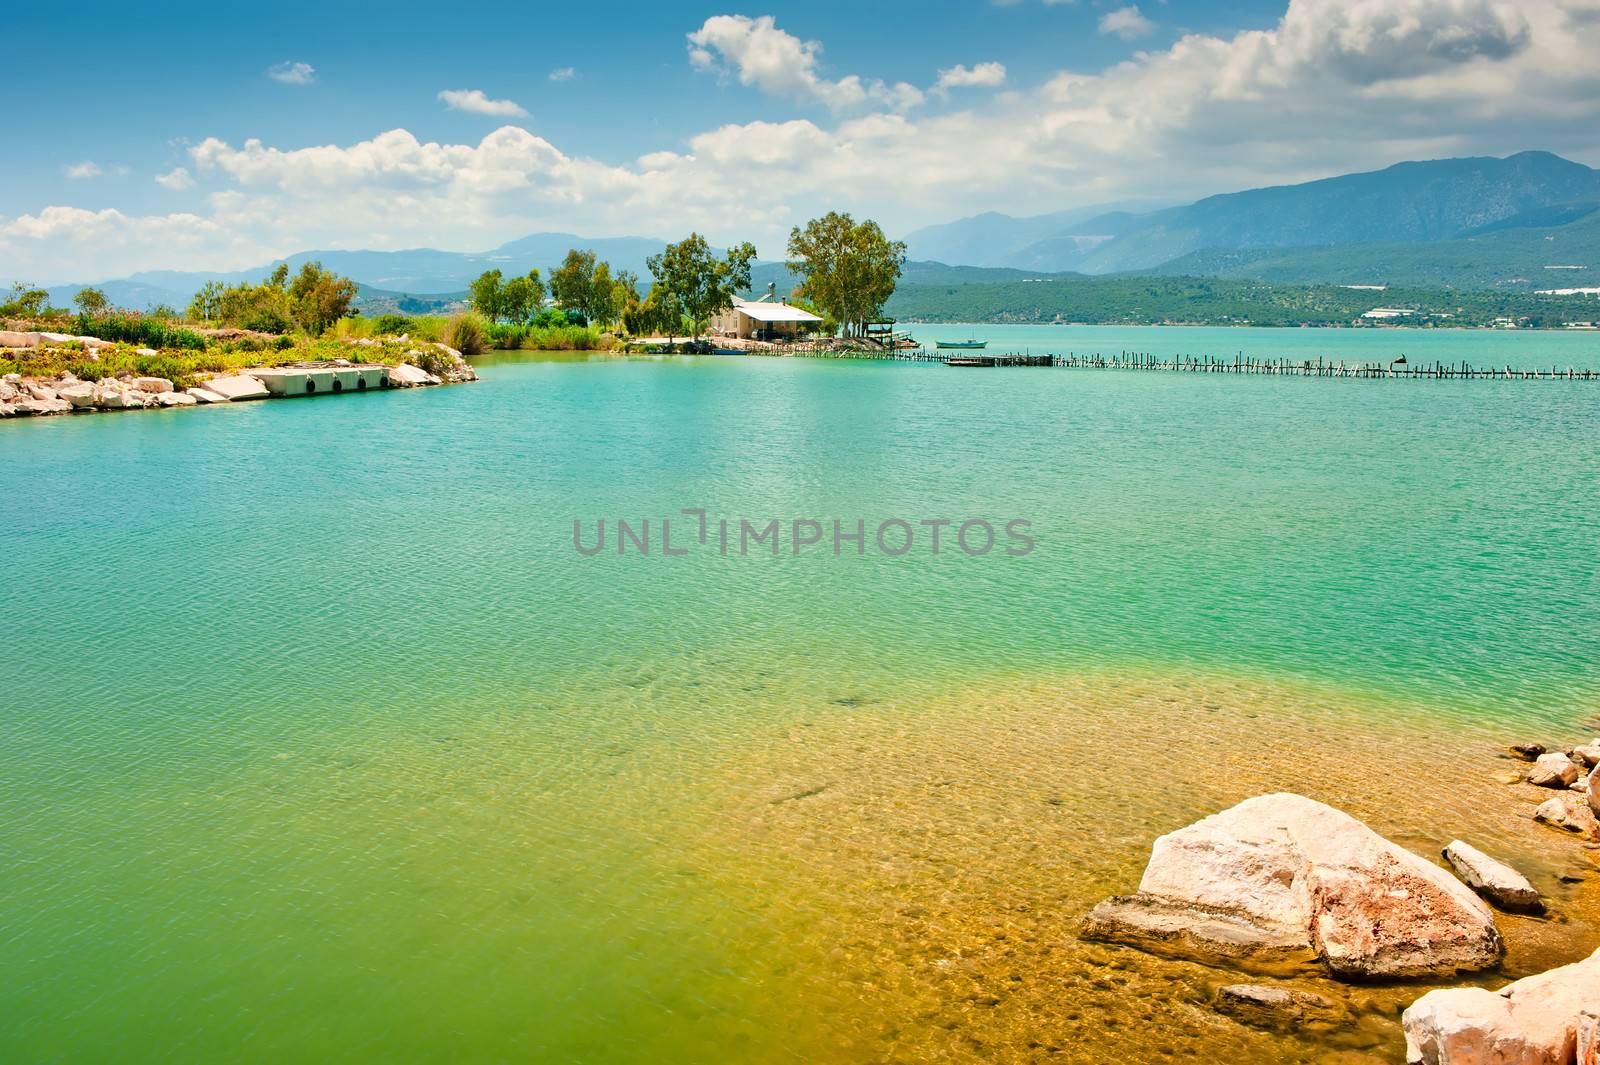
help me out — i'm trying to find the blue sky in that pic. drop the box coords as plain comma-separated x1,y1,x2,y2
5,0,1598,281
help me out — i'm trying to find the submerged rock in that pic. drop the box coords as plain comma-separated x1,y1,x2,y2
1529,753,1582,788
1081,793,1502,980
1080,895,1314,969
1511,743,1548,761
1213,983,1346,1030
1533,794,1600,841
1442,840,1544,914
1403,947,1600,1064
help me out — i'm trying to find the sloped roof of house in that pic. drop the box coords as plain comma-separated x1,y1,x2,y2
732,297,822,323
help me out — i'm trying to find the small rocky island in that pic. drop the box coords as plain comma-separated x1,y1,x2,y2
1081,736,1600,1063
0,330,477,419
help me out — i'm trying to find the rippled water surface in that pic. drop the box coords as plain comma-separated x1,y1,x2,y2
4,329,1599,1062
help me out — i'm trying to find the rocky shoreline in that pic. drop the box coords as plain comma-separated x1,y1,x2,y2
0,335,477,419
1080,731,1600,1063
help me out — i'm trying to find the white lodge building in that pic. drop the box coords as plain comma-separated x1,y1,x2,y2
711,295,824,341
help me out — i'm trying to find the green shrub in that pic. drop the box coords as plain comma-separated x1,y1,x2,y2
77,311,207,350
443,312,488,358
370,313,414,336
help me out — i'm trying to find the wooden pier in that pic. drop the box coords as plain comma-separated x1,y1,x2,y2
765,345,1599,380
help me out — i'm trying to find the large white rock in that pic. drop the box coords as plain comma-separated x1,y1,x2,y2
56,382,100,408
1580,1010,1598,1065
0,330,43,348
1534,793,1600,841
1442,841,1544,914
131,376,174,394
155,392,197,407
1529,753,1581,788
25,381,58,401
1404,947,1600,1064
201,374,270,401
1083,794,1502,979
387,362,440,387
16,397,72,416
185,387,228,404
1571,742,1600,769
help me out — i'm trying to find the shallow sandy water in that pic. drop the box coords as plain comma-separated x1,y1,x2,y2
670,669,1600,1063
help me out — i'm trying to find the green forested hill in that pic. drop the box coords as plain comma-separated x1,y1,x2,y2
884,275,1600,328
1151,207,1600,289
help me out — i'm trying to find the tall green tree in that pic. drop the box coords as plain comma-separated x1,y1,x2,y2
73,287,109,316
786,212,907,337
469,269,507,322
2,282,51,318
289,261,357,335
646,234,756,338
500,269,545,324
549,250,598,324
187,280,225,322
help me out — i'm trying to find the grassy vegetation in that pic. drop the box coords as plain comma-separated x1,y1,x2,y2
73,311,209,350
0,337,422,390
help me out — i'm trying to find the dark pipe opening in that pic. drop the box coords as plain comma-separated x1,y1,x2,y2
333,379,343,393
306,380,316,393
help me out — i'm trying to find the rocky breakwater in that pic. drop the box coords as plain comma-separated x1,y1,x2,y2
1081,793,1504,980
0,346,476,421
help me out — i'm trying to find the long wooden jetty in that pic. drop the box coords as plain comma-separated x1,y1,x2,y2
777,345,1599,380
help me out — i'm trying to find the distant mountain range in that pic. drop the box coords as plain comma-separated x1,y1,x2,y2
32,151,1600,312
904,151,1600,288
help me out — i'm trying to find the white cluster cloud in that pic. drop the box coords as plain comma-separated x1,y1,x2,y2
934,62,1008,94
6,0,1600,280
438,88,528,117
549,67,576,82
63,161,103,180
1098,6,1155,40
267,61,316,86
155,167,196,191
688,15,928,111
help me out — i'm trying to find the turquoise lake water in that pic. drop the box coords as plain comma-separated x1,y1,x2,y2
4,326,1598,1062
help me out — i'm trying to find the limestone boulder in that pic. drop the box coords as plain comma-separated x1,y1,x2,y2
1403,947,1600,1064
1213,983,1346,1031
56,382,100,409
1534,794,1600,841
0,401,15,417
0,330,42,348
201,375,270,401
1589,767,1599,817
155,392,197,407
1442,841,1544,914
1580,1010,1598,1065
185,387,228,404
1574,742,1600,769
1081,794,1502,980
1529,754,1581,788
0,380,16,402
25,381,58,401
387,362,440,387
16,397,72,416
131,376,174,394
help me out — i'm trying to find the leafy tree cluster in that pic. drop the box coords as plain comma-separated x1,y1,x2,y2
2,281,53,318
186,262,356,334
786,212,907,337
643,234,756,338
468,251,641,329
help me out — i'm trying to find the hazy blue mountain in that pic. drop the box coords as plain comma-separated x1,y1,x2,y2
1147,204,1600,289
901,203,1157,271
904,152,1600,282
